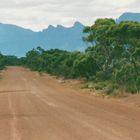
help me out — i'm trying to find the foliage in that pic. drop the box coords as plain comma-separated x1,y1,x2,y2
18,19,140,95
82,19,140,94
0,54,19,70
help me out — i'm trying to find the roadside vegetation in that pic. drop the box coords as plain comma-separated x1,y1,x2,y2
0,54,19,70
0,18,140,96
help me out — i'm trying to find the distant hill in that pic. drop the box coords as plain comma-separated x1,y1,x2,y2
117,12,140,23
0,22,85,57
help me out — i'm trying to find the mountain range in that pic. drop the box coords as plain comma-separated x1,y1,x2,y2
0,12,140,57
0,21,85,57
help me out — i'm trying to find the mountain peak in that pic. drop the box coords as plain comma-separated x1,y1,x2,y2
117,12,140,23
45,21,84,31
56,25,65,29
48,25,55,29
74,21,82,26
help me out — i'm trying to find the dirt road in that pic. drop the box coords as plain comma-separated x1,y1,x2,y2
0,67,140,140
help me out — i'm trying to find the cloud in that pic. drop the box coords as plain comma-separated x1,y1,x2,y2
0,0,139,31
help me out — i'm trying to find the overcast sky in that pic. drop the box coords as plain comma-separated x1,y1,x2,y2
0,0,139,31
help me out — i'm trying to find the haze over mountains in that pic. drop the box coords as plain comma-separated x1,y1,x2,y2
0,12,140,57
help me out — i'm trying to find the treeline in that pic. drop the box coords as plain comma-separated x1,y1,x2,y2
0,54,19,70
21,47,97,78
21,19,140,94
4,18,140,95
20,19,140,94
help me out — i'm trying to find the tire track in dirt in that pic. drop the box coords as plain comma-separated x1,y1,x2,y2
8,93,21,140
31,92,57,107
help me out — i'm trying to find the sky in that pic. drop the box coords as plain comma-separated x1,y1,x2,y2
0,0,139,31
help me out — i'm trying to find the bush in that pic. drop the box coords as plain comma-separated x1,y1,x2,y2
95,82,107,90
104,83,119,95
126,84,138,94
96,71,112,81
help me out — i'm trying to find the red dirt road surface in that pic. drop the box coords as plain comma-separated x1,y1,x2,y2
0,67,140,140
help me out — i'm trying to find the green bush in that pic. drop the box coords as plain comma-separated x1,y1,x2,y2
95,82,107,90
104,83,119,95
126,84,138,94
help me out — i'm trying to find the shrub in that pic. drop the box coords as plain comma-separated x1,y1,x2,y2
95,82,107,90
